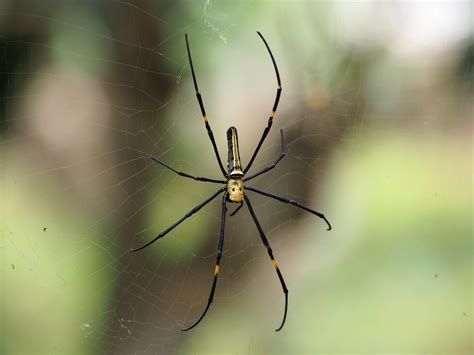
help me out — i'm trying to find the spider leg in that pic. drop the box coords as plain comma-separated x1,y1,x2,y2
229,201,244,217
150,156,225,184
243,129,285,182
185,34,227,178
246,186,332,231
129,187,225,252
243,32,282,174
244,195,288,331
182,193,228,331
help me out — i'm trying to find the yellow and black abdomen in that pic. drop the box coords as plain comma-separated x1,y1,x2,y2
227,127,243,177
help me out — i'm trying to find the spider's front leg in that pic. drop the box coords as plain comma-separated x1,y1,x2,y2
182,193,228,331
246,186,332,231
245,195,288,331
129,187,225,252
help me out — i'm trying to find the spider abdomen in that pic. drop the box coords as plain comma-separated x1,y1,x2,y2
227,178,244,202
227,127,243,177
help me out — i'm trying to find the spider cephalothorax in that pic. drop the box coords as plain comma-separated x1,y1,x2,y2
227,178,244,202
130,32,332,332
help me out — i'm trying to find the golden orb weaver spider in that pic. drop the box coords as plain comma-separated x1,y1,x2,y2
130,32,332,331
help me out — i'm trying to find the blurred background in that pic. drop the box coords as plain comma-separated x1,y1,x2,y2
0,1,472,354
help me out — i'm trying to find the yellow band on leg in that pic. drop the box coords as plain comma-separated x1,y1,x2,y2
272,259,278,269
214,265,220,275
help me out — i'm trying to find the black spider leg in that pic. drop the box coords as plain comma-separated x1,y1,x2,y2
246,186,332,231
244,195,288,331
150,156,225,184
243,31,282,174
243,129,285,182
129,187,225,252
182,193,227,331
229,202,244,217
185,34,227,178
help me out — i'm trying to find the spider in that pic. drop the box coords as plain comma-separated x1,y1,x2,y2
130,32,332,332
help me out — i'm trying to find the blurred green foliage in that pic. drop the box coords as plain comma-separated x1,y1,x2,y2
1,160,111,354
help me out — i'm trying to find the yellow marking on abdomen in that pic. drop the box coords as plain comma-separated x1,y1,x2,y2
232,130,238,167
214,265,220,275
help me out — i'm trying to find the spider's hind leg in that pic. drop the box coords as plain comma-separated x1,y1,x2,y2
185,34,227,177
243,32,282,174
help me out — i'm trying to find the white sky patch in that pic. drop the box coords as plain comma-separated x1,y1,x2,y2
335,1,472,57
393,1,472,55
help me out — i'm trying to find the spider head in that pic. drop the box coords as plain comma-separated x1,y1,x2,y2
227,178,244,202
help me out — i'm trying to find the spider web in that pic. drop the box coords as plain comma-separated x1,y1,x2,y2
1,1,472,354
